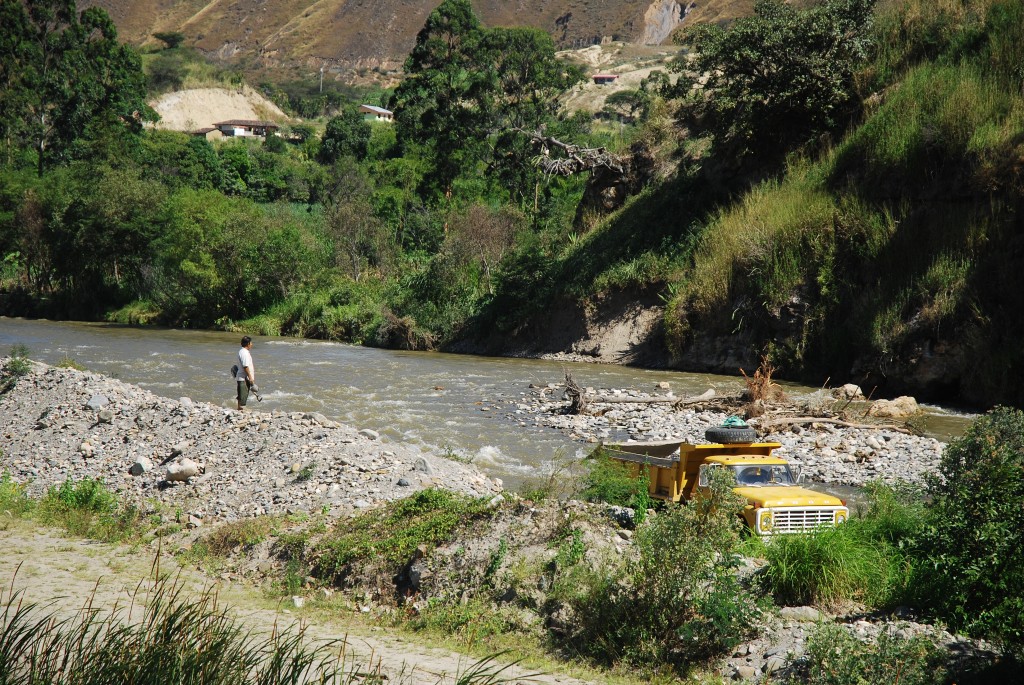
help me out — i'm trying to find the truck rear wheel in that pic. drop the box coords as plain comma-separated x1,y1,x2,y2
704,425,757,444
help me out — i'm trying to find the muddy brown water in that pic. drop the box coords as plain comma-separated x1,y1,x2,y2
0,317,975,490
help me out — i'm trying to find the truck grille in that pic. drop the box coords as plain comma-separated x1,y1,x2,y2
771,508,838,533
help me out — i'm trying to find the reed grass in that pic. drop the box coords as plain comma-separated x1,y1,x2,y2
0,565,531,685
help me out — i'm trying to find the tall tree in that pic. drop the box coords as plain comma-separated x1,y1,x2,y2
0,0,153,175
392,0,582,206
392,0,488,198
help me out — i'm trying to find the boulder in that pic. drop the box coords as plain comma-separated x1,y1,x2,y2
833,383,864,400
166,458,200,482
868,396,919,419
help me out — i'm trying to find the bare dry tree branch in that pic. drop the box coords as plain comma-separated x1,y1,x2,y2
511,128,627,176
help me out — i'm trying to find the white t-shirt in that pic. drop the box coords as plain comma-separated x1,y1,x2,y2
236,347,253,381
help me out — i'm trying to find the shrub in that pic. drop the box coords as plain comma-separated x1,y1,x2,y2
203,516,278,556
2,345,31,391
39,478,144,541
559,467,761,675
788,623,947,685
909,406,1024,648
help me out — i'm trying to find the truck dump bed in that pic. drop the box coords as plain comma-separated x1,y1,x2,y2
601,440,784,503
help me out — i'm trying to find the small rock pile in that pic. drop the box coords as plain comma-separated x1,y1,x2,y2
0,361,502,524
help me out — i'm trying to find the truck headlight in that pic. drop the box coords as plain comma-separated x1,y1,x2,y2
759,510,773,532
835,510,848,525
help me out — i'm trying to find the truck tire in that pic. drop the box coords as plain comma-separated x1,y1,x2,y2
704,425,757,444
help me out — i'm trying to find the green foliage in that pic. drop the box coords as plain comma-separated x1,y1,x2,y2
203,516,278,556
4,344,31,382
788,623,947,685
760,525,899,608
0,0,154,176
669,0,875,162
38,477,145,541
909,407,1024,647
392,0,582,200
56,355,85,370
0,470,34,517
406,596,515,645
43,478,117,514
319,107,372,164
558,467,760,675
151,31,185,49
580,451,652,521
312,489,493,584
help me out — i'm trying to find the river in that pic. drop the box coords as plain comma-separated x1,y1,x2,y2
0,317,975,489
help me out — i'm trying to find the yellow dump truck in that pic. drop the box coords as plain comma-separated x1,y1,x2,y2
602,426,848,535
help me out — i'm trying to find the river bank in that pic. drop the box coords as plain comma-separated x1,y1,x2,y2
0,358,501,525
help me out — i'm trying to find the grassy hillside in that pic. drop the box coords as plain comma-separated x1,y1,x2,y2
478,0,1024,407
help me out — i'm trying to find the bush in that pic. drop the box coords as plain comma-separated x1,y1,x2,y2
909,406,1024,648
39,478,144,541
559,467,761,675
788,623,947,685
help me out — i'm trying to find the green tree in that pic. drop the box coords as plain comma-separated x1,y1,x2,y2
393,2,581,206
391,0,488,198
318,107,371,164
0,0,154,176
669,0,875,163
910,407,1024,649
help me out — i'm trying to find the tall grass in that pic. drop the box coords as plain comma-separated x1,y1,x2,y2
760,526,897,608
761,482,921,608
0,570,528,685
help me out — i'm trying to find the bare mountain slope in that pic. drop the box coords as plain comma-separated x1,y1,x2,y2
87,0,761,81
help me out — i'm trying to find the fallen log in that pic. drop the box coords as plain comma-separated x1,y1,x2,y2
750,416,913,435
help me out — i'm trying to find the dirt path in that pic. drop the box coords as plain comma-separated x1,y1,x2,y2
0,525,597,685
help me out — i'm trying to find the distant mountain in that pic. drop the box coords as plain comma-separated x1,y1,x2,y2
86,0,759,83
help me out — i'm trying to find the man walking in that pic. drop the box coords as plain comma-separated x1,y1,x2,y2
236,336,258,410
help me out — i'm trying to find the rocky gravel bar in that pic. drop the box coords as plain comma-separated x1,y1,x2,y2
0,361,502,524
499,384,948,487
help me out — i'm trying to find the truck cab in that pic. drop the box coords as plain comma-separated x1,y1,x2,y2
601,438,848,535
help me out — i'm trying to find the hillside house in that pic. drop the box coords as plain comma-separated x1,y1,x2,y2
212,120,280,137
359,105,394,122
592,74,618,85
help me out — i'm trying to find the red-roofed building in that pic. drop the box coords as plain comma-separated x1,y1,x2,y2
592,74,618,85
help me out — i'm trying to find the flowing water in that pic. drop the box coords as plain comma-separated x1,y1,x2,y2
0,317,975,489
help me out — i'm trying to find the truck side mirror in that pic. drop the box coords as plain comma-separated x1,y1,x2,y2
698,464,709,487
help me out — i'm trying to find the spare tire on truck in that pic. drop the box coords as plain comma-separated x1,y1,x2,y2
704,422,757,444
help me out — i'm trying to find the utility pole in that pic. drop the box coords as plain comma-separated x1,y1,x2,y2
319,65,324,93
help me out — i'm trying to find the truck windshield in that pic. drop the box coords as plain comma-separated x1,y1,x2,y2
732,465,796,486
